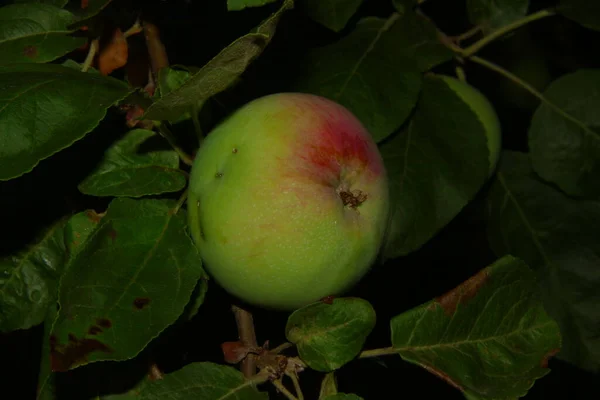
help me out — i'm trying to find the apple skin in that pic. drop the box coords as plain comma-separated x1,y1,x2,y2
438,75,502,176
187,93,389,310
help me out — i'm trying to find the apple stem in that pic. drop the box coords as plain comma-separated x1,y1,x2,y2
461,9,556,57
232,305,258,377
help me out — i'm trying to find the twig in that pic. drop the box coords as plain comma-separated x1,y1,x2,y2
173,189,188,215
271,379,299,400
156,123,194,166
81,38,99,72
455,65,467,82
191,103,204,145
232,305,258,378
287,371,304,400
452,25,482,43
462,9,556,57
468,55,595,137
123,18,143,39
271,342,293,355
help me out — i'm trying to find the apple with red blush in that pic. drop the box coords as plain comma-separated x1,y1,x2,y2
187,93,390,310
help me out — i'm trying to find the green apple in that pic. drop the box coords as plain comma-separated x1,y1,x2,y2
187,93,389,310
438,75,502,176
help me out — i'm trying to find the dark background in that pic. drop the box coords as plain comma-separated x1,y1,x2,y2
1,0,599,398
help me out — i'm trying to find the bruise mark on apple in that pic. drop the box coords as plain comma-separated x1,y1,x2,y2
541,348,560,368
434,269,489,316
215,172,224,178
133,297,151,310
421,363,463,391
108,229,117,242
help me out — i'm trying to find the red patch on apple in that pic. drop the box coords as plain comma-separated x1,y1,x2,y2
294,101,383,188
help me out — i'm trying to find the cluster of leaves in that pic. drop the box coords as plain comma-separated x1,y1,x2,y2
0,0,598,399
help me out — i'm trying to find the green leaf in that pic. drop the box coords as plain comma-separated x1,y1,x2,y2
319,372,338,398
227,0,279,11
322,395,363,400
302,0,365,32
107,362,268,400
0,220,67,332
35,211,103,399
0,3,86,64
50,198,204,371
485,151,600,372
383,10,454,72
0,208,102,331
391,255,562,399
0,63,132,181
12,0,68,7
143,0,293,121
155,66,205,124
466,0,529,34
78,129,187,198
292,15,422,142
528,69,600,199
285,297,376,372
157,67,193,98
558,0,600,31
381,75,492,259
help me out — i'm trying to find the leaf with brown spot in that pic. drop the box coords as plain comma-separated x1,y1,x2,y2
133,297,150,310
435,269,488,315
50,198,205,371
485,151,600,372
50,332,113,371
390,255,561,399
0,3,86,65
23,45,38,58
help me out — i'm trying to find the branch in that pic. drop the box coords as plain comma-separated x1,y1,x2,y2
468,55,593,135
287,371,304,400
462,9,556,57
232,305,258,378
81,38,99,72
271,379,299,400
156,123,194,166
